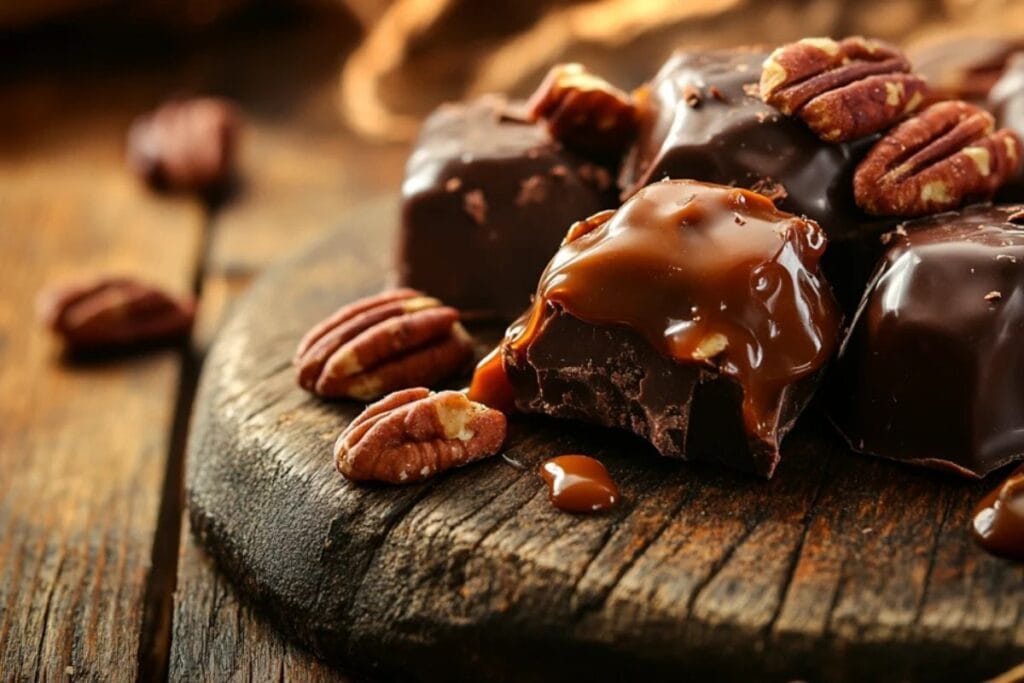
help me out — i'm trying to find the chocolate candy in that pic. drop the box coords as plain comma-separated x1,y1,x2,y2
829,204,1024,478
474,180,842,478
991,53,1024,202
619,48,889,311
398,95,618,319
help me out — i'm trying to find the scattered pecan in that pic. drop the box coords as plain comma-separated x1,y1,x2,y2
37,277,195,352
294,289,475,401
854,101,1023,216
334,387,507,483
526,63,637,159
127,97,240,193
760,36,928,142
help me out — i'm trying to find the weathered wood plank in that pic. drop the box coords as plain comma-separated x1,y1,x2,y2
183,204,1024,681
0,83,203,680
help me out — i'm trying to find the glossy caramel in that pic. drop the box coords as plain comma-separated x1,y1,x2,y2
507,180,841,440
973,465,1024,561
468,346,516,414
540,455,619,513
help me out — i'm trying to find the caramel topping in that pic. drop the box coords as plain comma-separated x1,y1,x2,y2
468,346,516,414
540,455,619,513
508,180,841,439
973,465,1024,560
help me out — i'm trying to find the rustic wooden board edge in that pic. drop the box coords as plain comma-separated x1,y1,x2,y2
184,196,1024,683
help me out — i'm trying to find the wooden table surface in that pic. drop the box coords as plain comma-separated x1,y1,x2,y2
0,12,405,681
5,3,1024,681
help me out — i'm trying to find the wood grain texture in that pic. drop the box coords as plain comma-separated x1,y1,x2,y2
0,87,203,680
185,196,1024,682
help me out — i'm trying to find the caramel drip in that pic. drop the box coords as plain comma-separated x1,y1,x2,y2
467,346,516,414
540,455,619,513
973,464,1024,560
507,180,841,440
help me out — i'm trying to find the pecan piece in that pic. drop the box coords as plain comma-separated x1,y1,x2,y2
37,277,195,351
127,97,240,194
854,101,1023,216
335,387,507,483
294,289,475,400
526,63,637,159
760,36,928,142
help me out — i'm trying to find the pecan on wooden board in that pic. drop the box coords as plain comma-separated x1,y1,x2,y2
760,36,928,143
294,288,475,401
335,387,507,483
526,63,637,159
37,277,195,352
854,101,1023,216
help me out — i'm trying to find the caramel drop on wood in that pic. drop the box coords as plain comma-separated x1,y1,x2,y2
540,455,619,513
973,464,1024,561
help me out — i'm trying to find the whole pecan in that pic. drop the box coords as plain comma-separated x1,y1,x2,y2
127,97,240,193
37,277,195,352
294,288,475,401
335,387,507,483
760,36,928,142
854,100,1023,216
526,63,637,159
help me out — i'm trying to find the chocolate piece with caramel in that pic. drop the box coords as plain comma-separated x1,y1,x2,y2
619,48,891,311
399,95,618,320
471,180,842,478
829,204,1024,478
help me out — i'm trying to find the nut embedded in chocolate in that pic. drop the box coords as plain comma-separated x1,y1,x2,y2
126,97,240,194
526,63,637,160
334,387,507,484
37,277,195,352
294,288,475,401
854,100,1023,216
480,179,842,478
828,204,1024,478
760,36,928,142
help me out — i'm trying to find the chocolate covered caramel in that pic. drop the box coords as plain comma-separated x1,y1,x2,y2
473,180,842,477
619,48,891,310
829,204,1024,478
399,95,617,320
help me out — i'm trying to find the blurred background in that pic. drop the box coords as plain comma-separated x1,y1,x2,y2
4,0,1024,348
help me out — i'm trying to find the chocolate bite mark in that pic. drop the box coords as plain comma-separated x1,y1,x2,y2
488,180,841,476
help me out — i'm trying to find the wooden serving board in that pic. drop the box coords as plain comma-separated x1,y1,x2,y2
186,197,1024,682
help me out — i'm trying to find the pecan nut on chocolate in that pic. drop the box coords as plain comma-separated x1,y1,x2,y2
760,36,928,142
854,100,1023,216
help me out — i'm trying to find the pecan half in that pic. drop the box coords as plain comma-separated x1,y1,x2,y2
526,63,637,159
760,36,928,142
854,101,1023,216
335,387,507,483
294,289,475,400
127,97,240,193
37,277,195,351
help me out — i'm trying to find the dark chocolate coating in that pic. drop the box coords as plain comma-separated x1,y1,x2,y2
398,95,617,319
493,180,841,478
619,49,890,311
829,204,1024,478
991,53,1024,202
